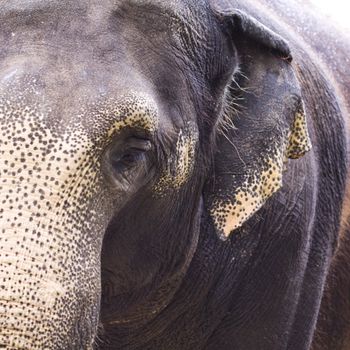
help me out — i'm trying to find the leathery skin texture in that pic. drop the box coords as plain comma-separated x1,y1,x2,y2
0,0,349,349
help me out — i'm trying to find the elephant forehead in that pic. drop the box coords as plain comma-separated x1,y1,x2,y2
0,0,205,20
0,74,159,141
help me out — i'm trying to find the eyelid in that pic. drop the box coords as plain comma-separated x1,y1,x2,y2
102,135,156,190
124,138,153,152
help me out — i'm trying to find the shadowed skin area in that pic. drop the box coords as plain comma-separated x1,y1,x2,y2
0,0,349,349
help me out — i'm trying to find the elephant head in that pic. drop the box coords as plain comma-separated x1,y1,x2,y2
0,0,311,348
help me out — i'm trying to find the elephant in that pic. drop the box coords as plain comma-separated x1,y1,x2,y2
0,0,349,349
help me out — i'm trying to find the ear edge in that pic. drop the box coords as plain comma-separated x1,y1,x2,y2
214,8,292,61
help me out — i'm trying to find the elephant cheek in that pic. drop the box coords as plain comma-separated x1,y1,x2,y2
0,192,103,349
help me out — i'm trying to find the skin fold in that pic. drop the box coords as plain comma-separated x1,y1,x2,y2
0,0,349,349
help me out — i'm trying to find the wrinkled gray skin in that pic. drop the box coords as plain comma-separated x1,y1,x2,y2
0,0,349,349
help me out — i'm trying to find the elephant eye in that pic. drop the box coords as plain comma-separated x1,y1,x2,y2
107,138,153,174
111,148,148,172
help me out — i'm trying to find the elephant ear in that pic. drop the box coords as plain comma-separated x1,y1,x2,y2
205,8,312,239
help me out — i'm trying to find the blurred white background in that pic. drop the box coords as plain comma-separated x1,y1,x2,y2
310,0,350,30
